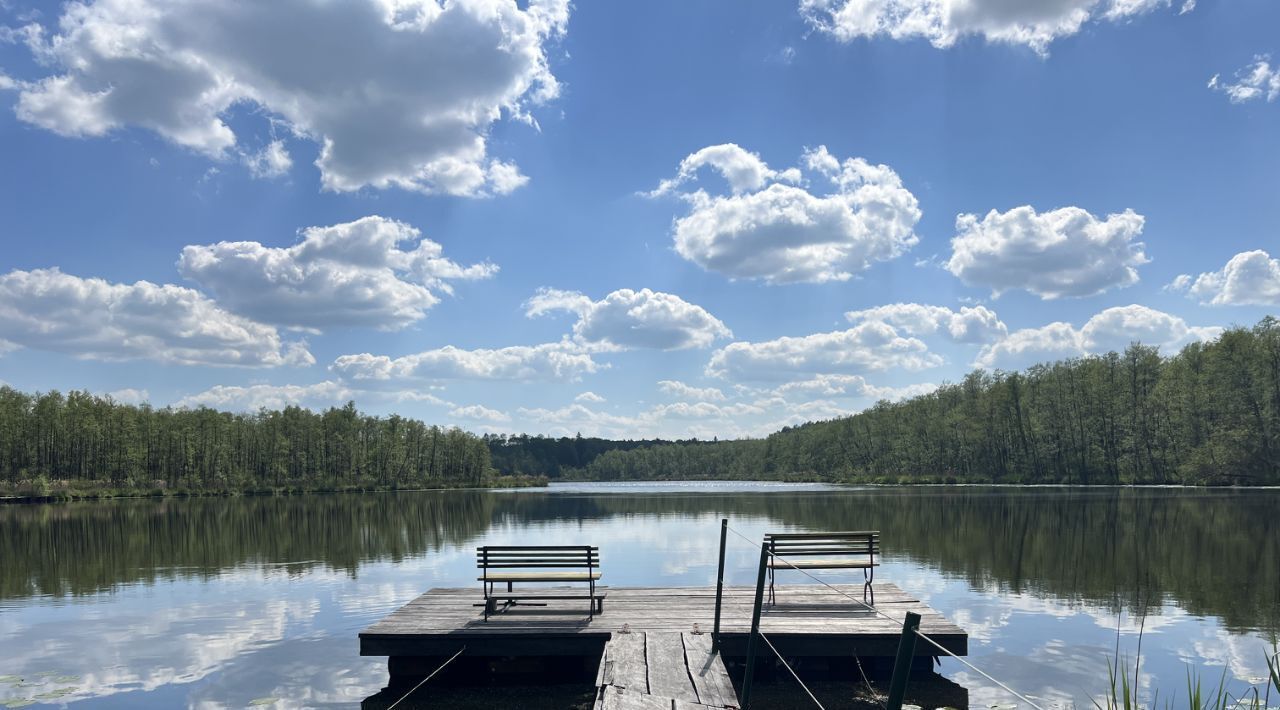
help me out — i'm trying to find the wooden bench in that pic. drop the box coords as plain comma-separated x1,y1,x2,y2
764,531,880,606
477,545,605,620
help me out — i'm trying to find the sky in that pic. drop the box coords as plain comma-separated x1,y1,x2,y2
1,0,1279,440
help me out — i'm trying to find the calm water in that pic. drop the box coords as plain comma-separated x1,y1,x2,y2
1,483,1277,708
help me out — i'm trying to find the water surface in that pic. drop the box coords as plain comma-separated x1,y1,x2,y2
1,483,1277,708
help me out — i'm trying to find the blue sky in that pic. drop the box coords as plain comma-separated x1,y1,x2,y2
1,0,1279,438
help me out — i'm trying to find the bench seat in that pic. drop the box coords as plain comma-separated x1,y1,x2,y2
765,531,881,605
478,545,602,620
477,571,602,582
767,559,878,569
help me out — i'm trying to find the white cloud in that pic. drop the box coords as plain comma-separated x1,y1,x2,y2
524,287,731,350
658,380,727,402
574,391,606,403
106,388,150,404
649,143,801,196
450,404,511,423
0,268,312,367
176,380,449,410
242,140,292,179
653,144,920,284
799,0,1189,55
177,381,354,410
768,374,937,401
1209,56,1280,104
845,303,1007,343
8,0,567,195
974,305,1221,370
331,340,599,383
946,205,1148,299
1167,249,1280,306
707,321,942,381
178,216,496,332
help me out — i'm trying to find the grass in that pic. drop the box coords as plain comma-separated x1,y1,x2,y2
1093,642,1280,710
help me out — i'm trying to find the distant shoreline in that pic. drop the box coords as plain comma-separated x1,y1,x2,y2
0,474,548,505
8,476,1278,504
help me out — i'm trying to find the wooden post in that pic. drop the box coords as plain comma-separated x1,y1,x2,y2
740,544,769,709
886,611,921,710
712,518,728,652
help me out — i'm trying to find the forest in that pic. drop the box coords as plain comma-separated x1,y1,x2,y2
4,316,1279,494
570,317,1280,485
0,394,499,497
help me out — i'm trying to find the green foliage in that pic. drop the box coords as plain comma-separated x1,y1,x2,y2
1094,643,1280,710
574,317,1280,486
0,393,494,495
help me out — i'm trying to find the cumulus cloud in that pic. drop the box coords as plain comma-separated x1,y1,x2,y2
574,391,606,403
106,388,150,404
450,404,511,423
845,303,1007,343
657,380,727,402
946,205,1148,299
178,216,496,332
176,380,449,410
768,374,938,401
1167,250,1280,306
707,321,942,381
974,305,1221,370
242,140,292,179
652,144,920,284
1209,56,1280,104
177,381,354,410
0,268,312,367
6,0,567,195
524,287,731,350
799,0,1190,55
331,341,599,383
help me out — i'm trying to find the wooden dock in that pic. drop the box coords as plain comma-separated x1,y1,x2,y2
361,582,966,662
594,631,738,709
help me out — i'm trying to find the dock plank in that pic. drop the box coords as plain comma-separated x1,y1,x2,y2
603,631,648,693
682,633,738,709
360,583,967,660
646,632,700,704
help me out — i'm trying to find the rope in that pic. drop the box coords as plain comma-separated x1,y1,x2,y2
386,645,467,710
724,523,1047,710
759,631,826,710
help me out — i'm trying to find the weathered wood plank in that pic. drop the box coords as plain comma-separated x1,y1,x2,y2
599,685,676,710
645,632,699,704
681,633,738,709
360,583,968,661
603,631,648,692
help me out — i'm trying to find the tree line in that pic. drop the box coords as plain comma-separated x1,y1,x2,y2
0,393,494,494
484,433,711,477
573,317,1280,485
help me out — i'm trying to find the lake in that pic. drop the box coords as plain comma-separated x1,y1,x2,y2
1,483,1277,708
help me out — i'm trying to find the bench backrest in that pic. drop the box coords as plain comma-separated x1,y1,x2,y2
764,531,879,559
477,545,600,570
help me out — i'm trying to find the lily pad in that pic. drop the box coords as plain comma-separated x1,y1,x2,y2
249,699,279,707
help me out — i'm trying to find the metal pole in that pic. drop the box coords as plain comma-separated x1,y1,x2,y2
740,544,769,709
712,518,728,652
886,611,921,710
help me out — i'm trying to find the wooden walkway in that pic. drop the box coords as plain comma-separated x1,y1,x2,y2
593,631,738,709
361,583,966,661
